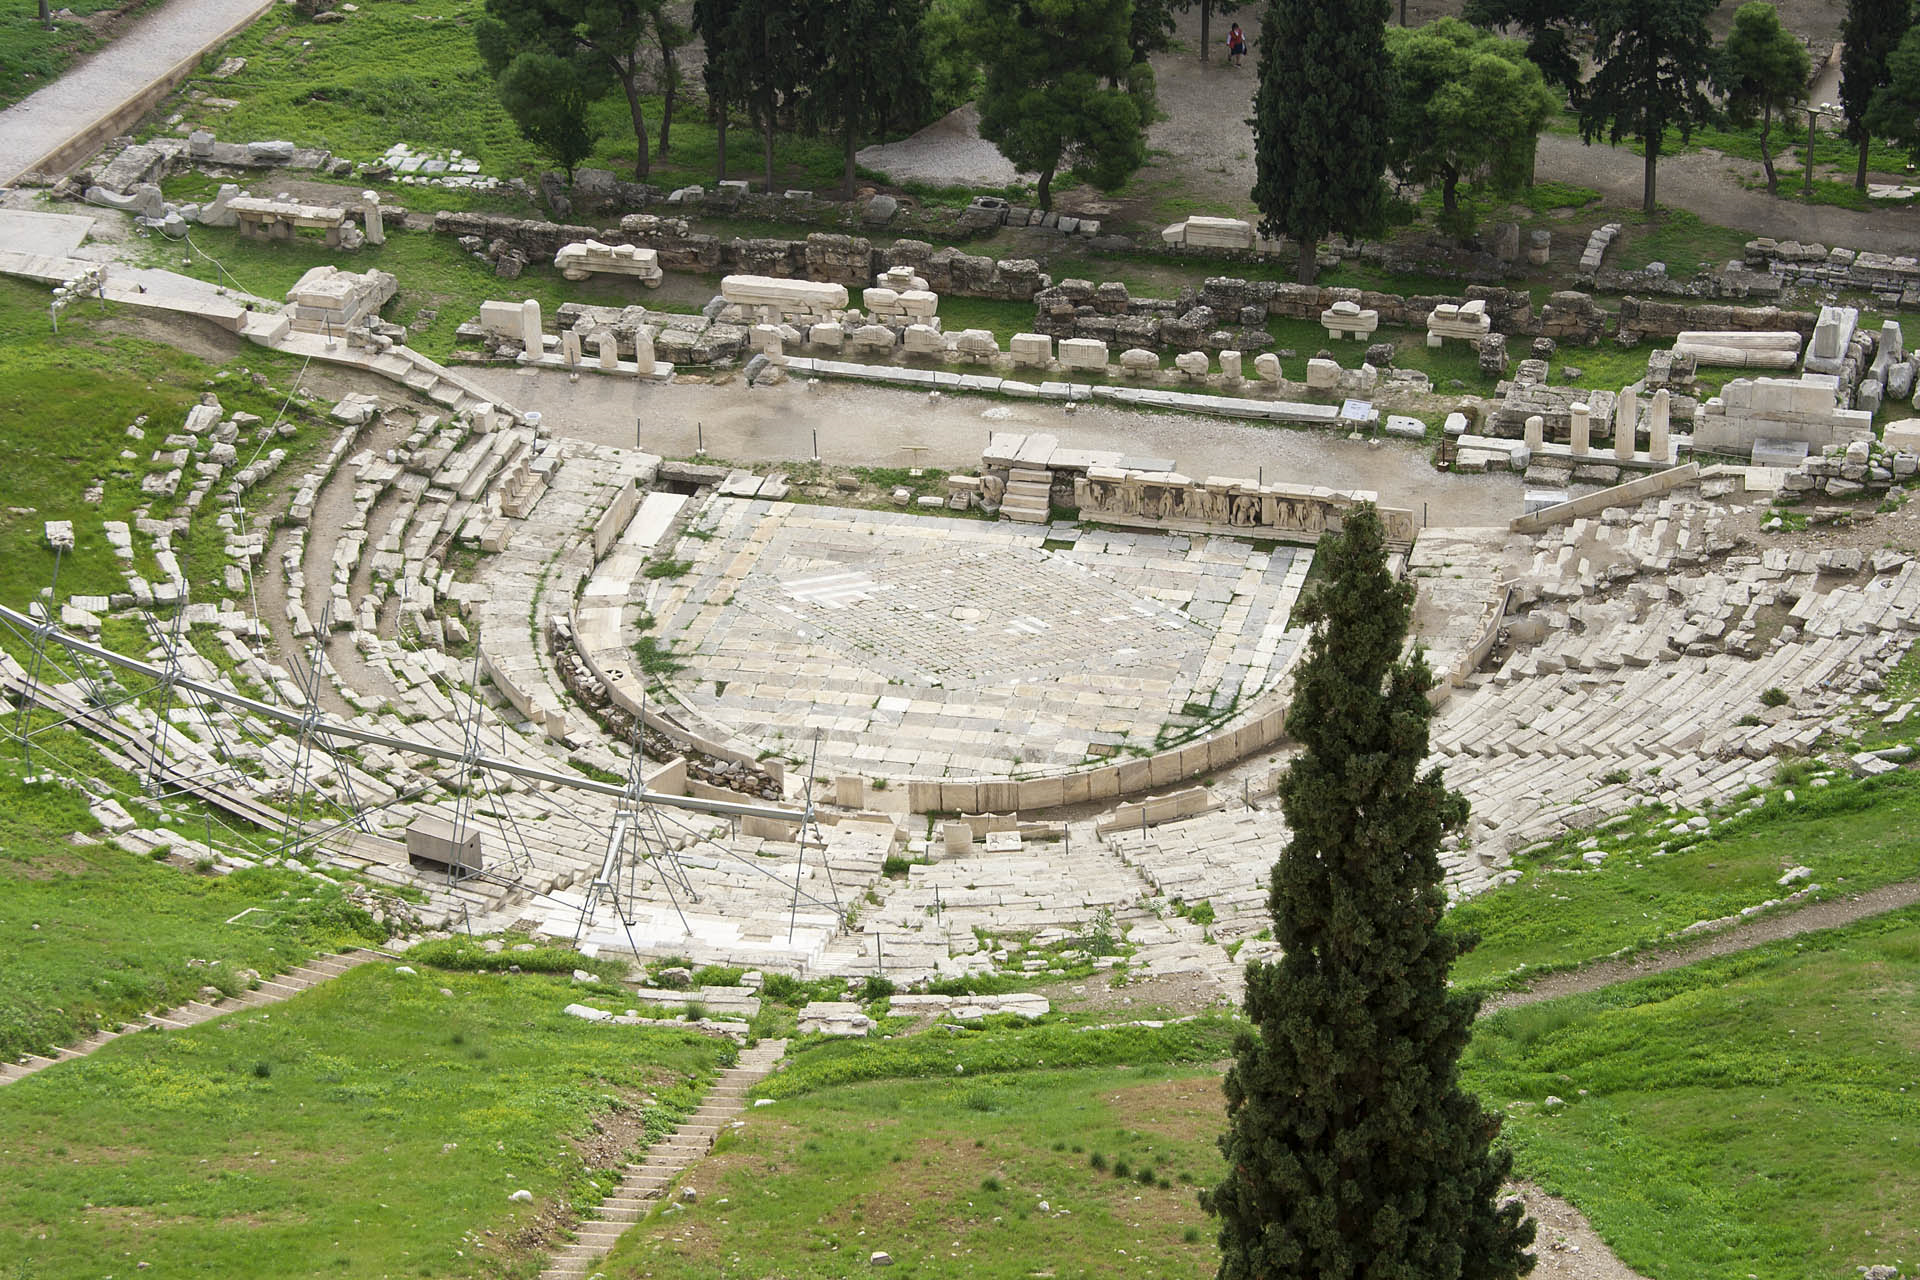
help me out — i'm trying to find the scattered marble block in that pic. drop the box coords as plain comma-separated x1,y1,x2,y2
1426,298,1491,348
1321,299,1379,340
553,239,663,286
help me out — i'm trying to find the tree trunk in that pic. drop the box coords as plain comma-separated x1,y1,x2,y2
1642,140,1657,214
658,44,677,156
716,99,728,182
1200,1,1210,63
1759,105,1776,194
1400,0,1408,24
1441,171,1459,223
1857,135,1870,190
39,0,53,28
843,124,857,200
1037,162,1056,212
619,71,651,179
1297,237,1318,285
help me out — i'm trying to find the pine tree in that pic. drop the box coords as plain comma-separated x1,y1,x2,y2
1841,0,1912,190
1575,0,1717,214
1203,504,1536,1280
1249,0,1396,283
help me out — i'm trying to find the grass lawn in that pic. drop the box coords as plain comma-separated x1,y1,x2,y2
1446,770,1920,992
0,743,393,1063
0,274,329,614
0,962,732,1279
163,0,847,193
604,1061,1229,1279
1465,906,1920,1280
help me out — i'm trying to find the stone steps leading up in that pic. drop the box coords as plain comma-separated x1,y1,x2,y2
535,1039,788,1280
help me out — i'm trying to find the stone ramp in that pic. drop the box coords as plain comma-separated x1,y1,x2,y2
536,1038,789,1280
0,949,387,1088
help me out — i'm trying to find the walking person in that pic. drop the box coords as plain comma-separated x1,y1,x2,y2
1228,22,1247,67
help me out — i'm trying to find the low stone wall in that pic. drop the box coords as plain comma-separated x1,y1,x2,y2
1745,236,1920,305
1509,463,1701,533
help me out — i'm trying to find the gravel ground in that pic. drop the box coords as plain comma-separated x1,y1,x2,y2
0,0,272,186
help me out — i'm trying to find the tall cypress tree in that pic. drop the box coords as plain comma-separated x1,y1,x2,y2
1203,505,1535,1280
1249,0,1395,283
1841,0,1912,190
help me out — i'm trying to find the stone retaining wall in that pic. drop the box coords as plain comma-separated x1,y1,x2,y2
903,694,1291,815
433,211,1049,301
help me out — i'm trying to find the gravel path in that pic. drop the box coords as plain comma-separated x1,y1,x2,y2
866,5,1917,254
0,0,270,186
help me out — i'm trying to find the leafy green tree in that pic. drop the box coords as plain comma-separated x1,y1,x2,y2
477,0,665,179
1202,504,1536,1280
495,50,605,180
969,0,1152,212
1250,0,1396,282
923,0,984,116
1865,26,1920,164
1461,0,1587,93
734,0,812,192
1713,2,1809,194
1841,0,1913,189
1386,19,1556,234
1575,0,1718,213
1179,0,1242,63
809,0,931,197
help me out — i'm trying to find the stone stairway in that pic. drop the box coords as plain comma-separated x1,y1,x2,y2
0,949,388,1088
1000,466,1052,523
537,1038,790,1280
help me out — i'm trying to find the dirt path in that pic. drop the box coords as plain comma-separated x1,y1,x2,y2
1481,874,1920,1015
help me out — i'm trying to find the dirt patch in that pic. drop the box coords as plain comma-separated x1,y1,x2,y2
1510,1181,1652,1280
0,850,91,879
1045,970,1229,1018
1101,1075,1221,1142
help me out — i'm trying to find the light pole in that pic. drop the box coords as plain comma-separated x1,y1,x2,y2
1804,101,1843,201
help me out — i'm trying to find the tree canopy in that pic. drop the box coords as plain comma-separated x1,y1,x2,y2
1865,25,1920,165
1713,2,1809,194
494,50,605,180
1575,0,1719,213
477,0,665,179
1460,0,1587,93
1249,0,1396,282
1202,504,1535,1280
968,0,1152,212
1841,0,1913,188
1385,18,1556,234
808,0,931,198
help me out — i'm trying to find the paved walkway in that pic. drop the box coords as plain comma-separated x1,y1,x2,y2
0,948,388,1087
0,0,270,186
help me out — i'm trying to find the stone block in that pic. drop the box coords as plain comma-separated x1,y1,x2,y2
1305,358,1340,389
1253,352,1282,383
1010,332,1051,366
1058,337,1109,370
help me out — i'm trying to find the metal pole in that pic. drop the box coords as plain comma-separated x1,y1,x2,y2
1805,108,1817,201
